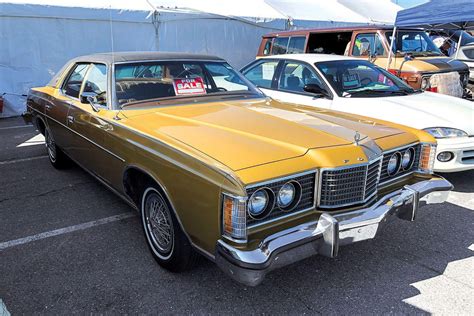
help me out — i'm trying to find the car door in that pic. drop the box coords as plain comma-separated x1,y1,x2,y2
47,63,89,148
66,63,120,183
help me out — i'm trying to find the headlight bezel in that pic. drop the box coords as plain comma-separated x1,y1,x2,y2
387,152,402,176
423,127,468,139
248,188,275,220
401,147,415,170
277,180,302,211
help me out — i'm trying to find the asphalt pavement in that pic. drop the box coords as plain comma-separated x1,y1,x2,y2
0,117,473,314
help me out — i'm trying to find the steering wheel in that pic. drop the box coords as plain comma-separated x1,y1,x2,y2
360,78,372,85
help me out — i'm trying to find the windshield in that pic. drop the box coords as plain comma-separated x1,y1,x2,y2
385,30,442,56
114,61,262,107
315,60,416,98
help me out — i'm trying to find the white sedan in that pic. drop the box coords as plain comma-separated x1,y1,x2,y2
241,54,474,173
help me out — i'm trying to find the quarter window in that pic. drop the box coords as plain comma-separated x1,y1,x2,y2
82,64,107,105
352,33,385,57
272,37,289,55
278,62,324,93
287,36,306,54
63,63,89,98
243,61,279,89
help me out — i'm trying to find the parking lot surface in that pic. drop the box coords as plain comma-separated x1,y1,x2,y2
1,117,473,314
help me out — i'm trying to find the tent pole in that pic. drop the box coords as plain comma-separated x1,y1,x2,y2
386,26,397,70
455,31,463,58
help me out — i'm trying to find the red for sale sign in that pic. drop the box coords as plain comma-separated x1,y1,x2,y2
173,78,207,95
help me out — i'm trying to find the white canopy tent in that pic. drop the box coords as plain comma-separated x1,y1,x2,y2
0,0,401,117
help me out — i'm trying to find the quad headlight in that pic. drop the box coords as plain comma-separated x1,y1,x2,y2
277,183,295,208
277,181,301,211
387,152,401,175
248,189,274,219
401,148,415,170
423,127,468,139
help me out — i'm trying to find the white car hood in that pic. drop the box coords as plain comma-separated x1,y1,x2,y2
333,92,474,135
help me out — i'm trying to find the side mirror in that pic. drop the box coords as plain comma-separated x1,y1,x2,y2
303,83,331,99
80,92,100,112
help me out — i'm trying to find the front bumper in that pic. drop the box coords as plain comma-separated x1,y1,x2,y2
434,137,474,172
216,177,452,286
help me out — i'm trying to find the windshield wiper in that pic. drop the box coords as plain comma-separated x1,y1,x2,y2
343,89,411,97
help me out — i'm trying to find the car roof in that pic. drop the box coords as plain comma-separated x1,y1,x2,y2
258,53,359,64
69,51,225,64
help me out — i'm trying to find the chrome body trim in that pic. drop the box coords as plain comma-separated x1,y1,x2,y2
216,177,452,286
28,106,125,162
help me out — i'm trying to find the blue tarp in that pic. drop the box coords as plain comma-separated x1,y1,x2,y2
395,0,474,30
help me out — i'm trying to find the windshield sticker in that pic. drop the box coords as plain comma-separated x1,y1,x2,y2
262,63,276,80
173,78,207,95
342,73,361,89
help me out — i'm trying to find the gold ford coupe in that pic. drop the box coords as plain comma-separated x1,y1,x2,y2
25,52,452,286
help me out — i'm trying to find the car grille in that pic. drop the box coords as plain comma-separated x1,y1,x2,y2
246,172,316,227
319,158,382,209
379,144,421,184
462,149,474,163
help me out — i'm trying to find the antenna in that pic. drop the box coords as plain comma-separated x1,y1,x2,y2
109,4,115,62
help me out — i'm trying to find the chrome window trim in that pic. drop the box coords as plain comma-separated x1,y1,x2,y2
317,156,383,209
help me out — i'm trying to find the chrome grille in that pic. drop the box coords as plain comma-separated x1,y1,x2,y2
319,158,382,209
246,171,316,227
379,144,421,184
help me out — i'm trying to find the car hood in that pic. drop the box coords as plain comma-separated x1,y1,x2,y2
389,56,469,73
333,92,474,135
123,98,405,170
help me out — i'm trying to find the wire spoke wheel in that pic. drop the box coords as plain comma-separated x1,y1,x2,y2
45,129,57,163
144,192,174,254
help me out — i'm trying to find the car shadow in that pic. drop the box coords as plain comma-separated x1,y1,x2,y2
439,170,474,193
178,200,473,314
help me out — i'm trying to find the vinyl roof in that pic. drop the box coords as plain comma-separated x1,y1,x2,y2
70,51,225,64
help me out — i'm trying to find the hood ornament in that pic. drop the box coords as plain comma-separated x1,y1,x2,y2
354,131,361,146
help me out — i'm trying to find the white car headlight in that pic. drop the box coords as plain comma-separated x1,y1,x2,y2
423,127,468,138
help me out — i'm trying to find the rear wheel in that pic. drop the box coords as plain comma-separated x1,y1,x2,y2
44,126,70,169
140,186,199,272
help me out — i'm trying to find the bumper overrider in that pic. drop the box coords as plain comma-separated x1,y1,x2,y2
216,177,452,286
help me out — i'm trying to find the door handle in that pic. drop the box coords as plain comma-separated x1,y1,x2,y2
67,115,75,124
45,104,52,110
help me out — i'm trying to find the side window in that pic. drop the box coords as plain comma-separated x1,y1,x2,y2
272,37,289,55
278,61,324,93
82,64,107,105
243,61,279,89
262,39,272,55
63,63,89,98
287,36,306,54
352,33,385,57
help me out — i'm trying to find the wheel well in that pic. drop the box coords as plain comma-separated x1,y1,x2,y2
35,117,46,135
123,167,158,207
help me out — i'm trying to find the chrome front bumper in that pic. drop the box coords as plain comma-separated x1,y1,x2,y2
216,177,452,286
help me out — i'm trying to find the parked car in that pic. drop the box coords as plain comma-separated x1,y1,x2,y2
429,30,474,83
257,26,470,98
24,52,452,286
241,54,474,172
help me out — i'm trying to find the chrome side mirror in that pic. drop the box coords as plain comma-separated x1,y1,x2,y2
80,92,100,112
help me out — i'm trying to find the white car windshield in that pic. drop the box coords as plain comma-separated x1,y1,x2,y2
316,60,416,98
115,61,262,107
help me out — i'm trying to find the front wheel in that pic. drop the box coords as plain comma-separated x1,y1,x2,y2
141,186,199,272
44,126,70,169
